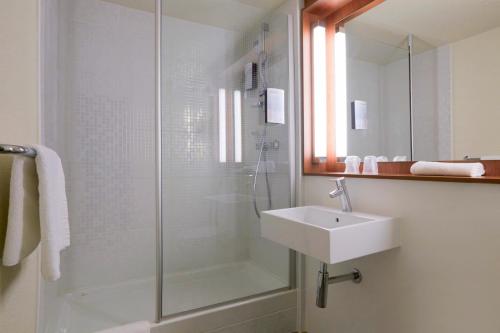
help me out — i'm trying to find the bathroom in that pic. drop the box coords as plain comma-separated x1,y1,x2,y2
1,0,500,332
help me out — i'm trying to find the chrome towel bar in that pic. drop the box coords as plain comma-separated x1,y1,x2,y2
0,144,37,158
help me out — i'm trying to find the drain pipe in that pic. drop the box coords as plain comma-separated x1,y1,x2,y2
316,263,362,308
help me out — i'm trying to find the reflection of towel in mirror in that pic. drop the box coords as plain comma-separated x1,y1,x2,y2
410,161,485,177
2,156,40,266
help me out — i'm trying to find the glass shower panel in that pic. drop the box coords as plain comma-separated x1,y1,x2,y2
161,0,292,317
40,1,156,332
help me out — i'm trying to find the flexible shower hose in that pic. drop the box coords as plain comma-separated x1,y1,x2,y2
252,29,272,219
253,126,272,219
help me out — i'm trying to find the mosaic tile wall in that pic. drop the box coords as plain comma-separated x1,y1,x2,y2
161,13,292,280
44,0,156,291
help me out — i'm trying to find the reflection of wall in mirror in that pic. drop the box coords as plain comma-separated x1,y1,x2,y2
452,26,500,160
347,59,383,158
347,25,500,162
346,44,413,160
413,45,452,161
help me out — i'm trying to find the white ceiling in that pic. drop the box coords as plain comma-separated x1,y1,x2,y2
233,0,285,10
346,0,500,64
102,0,286,31
348,0,500,47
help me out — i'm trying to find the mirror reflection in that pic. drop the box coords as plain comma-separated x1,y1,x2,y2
341,0,500,162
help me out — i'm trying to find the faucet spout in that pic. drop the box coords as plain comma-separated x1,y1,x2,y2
329,189,342,198
328,178,352,212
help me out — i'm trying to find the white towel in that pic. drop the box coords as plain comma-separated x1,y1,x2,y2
410,161,485,177
94,321,150,333
33,145,70,281
2,156,40,266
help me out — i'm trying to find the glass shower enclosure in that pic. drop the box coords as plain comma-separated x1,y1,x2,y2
159,0,294,319
39,0,295,332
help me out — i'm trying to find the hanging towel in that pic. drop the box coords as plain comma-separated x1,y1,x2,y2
410,161,485,177
33,145,70,281
94,321,150,333
2,156,40,266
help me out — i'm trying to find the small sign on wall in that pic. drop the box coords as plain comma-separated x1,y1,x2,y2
351,100,367,130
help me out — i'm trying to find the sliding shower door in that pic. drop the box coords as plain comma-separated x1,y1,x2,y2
160,0,294,317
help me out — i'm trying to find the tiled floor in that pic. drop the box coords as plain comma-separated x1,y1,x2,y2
52,261,287,333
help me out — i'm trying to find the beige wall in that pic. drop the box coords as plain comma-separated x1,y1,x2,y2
303,176,500,333
452,26,500,159
0,0,40,332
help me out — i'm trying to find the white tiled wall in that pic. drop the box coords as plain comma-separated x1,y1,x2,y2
43,0,156,292
161,12,292,281
161,16,246,274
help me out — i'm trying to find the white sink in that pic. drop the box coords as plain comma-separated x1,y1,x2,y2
261,206,400,264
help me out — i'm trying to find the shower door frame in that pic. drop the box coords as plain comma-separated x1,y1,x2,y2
155,0,164,323
154,0,298,323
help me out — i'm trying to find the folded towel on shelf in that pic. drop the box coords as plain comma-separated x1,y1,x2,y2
33,145,70,281
94,321,150,333
2,156,40,266
410,161,485,177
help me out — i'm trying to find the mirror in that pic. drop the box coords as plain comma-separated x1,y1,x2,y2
340,0,500,162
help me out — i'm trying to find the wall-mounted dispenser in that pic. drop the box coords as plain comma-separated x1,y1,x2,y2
351,100,367,129
261,88,285,124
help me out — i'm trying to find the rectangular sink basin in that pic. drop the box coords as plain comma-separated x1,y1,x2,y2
261,206,400,264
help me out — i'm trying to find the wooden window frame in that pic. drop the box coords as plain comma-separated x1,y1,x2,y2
302,0,500,184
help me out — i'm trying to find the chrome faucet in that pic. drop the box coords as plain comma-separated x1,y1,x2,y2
329,178,352,212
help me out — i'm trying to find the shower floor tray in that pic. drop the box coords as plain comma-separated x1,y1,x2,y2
49,261,287,333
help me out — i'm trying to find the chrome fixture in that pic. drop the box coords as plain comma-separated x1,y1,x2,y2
408,33,415,160
0,144,37,158
329,177,352,212
252,22,273,219
154,0,163,323
316,262,362,308
463,155,480,161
